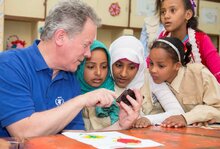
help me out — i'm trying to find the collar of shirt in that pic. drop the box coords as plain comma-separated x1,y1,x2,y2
169,67,185,93
31,40,68,80
31,40,49,71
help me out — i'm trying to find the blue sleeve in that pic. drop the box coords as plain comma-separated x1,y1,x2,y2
0,59,34,127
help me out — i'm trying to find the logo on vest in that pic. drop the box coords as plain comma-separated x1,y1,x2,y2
55,96,64,106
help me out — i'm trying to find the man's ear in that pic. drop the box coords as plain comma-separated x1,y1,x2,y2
185,9,193,22
54,29,66,46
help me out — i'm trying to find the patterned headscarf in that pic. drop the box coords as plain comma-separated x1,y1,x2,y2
76,40,119,124
109,36,146,89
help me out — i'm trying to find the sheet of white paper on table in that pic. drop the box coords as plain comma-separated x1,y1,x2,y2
62,131,163,148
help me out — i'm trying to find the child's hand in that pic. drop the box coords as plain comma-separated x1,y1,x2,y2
161,115,187,128
132,117,151,128
118,89,143,129
192,118,216,127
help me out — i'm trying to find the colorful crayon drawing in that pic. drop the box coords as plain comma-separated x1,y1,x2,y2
83,134,105,139
63,131,163,148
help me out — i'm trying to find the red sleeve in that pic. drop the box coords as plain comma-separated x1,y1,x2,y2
196,32,220,83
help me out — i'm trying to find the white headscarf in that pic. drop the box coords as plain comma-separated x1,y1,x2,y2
109,36,146,89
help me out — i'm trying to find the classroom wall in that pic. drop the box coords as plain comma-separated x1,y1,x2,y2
1,0,220,53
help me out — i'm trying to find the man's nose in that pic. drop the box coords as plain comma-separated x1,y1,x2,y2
84,48,91,58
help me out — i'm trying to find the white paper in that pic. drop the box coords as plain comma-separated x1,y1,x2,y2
62,131,163,149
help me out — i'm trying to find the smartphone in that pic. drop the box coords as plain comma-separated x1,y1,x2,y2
116,89,136,106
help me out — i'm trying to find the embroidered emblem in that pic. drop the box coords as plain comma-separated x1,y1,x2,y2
55,96,64,106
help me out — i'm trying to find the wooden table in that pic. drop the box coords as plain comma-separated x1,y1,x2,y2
21,126,220,149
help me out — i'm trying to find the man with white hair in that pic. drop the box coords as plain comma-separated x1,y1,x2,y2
0,0,142,139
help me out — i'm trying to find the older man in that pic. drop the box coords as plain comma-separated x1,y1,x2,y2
0,0,142,139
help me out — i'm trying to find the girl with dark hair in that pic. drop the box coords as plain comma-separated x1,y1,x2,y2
110,36,184,128
149,37,220,128
76,40,119,130
156,0,220,83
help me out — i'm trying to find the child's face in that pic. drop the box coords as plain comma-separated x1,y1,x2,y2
84,48,108,87
112,59,139,88
160,0,189,32
149,47,180,84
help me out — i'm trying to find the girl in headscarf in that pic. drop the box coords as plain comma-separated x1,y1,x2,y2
77,40,119,130
109,35,184,128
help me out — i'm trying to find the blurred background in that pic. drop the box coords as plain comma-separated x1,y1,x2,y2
0,0,219,52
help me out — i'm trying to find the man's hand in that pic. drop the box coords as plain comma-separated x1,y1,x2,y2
82,88,116,107
118,89,143,129
132,117,151,128
161,115,187,128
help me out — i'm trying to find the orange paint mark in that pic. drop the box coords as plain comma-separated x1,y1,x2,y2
116,138,141,144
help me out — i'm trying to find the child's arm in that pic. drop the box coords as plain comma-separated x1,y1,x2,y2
143,76,185,125
182,68,220,125
198,33,220,83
